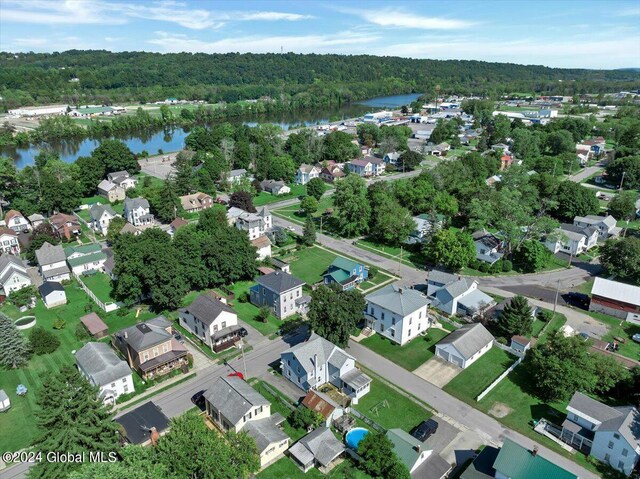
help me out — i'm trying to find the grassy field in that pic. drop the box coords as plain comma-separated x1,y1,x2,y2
355,238,427,268
352,379,431,432
257,456,371,479
253,184,306,207
80,272,115,304
273,196,334,225
225,281,280,335
360,328,450,371
444,348,518,401
278,246,338,286
586,310,640,361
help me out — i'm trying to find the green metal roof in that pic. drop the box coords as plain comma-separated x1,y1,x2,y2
327,270,351,284
492,439,577,479
385,429,422,471
330,256,360,273
67,251,107,268
65,243,102,257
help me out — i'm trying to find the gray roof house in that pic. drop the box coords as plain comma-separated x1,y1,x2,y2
0,254,31,296
435,323,495,369
35,242,71,282
562,392,640,476
365,284,433,346
75,342,134,404
472,230,504,265
281,334,371,403
429,275,495,318
179,294,241,352
573,214,621,239
89,204,119,235
288,427,345,472
123,197,154,227
250,271,309,319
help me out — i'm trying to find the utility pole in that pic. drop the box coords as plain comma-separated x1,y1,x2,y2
619,171,626,191
552,279,560,318
240,339,248,379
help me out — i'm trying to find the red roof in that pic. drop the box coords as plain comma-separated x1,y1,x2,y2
80,312,109,336
4,209,23,223
0,227,17,237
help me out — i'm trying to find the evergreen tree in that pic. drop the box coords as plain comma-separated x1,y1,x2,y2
0,312,31,369
302,216,316,246
173,150,196,195
29,366,119,479
495,295,533,338
152,179,182,223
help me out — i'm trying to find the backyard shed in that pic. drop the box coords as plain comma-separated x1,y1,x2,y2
80,312,109,339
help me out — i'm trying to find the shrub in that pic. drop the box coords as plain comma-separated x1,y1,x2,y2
255,307,271,323
289,407,323,430
368,266,379,280
52,319,66,330
502,259,513,272
8,286,36,308
537,310,553,323
75,323,90,341
469,259,481,270
496,337,508,345
490,261,502,274
479,262,490,273
29,326,61,355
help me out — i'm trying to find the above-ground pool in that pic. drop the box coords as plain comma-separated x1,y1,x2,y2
345,427,369,449
14,316,36,330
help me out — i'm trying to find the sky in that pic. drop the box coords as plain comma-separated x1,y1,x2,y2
1,0,639,69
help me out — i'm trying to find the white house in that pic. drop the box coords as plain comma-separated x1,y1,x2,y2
251,235,272,260
35,242,71,282
179,294,241,352
0,255,32,296
4,210,30,233
0,389,10,412
39,282,66,308
429,276,495,317
27,214,45,228
573,215,621,240
383,151,401,164
435,323,494,369
64,243,107,275
472,230,504,265
75,342,134,405
0,227,20,255
561,392,640,476
281,334,372,403
364,284,432,346
123,197,154,227
226,169,252,185
348,158,373,177
235,206,272,240
89,204,119,235
106,171,137,190
295,164,321,185
545,223,599,256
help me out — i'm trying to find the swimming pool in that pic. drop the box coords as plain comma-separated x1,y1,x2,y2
345,427,369,449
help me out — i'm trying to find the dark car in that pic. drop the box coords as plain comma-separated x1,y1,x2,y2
563,292,590,310
191,390,206,405
411,419,438,442
239,327,248,338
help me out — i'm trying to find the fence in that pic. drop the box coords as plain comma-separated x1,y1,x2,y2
260,383,296,412
493,340,525,358
74,273,119,312
476,355,524,402
348,408,386,433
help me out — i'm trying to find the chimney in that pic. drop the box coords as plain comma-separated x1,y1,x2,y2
414,444,421,453
398,287,403,294
124,331,128,339
531,445,538,457
150,427,159,446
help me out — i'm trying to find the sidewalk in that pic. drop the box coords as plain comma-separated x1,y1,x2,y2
115,370,196,411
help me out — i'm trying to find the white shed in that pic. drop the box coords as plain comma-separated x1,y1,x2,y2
39,282,66,309
0,389,10,412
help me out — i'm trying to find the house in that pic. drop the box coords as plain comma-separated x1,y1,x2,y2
369,157,386,176
545,223,599,256
301,390,344,428
49,213,81,240
435,323,494,369
250,271,308,319
260,180,291,195
429,277,495,317
320,165,345,183
427,270,459,297
80,312,109,339
573,215,621,240
0,255,31,295
0,228,20,255
106,170,137,190
103,248,116,279
323,257,368,290
39,281,66,308
124,197,154,227
386,429,451,478
169,217,188,236
295,164,321,185
179,192,213,213
561,392,639,476
112,316,188,380
491,143,511,154
119,222,142,236
179,294,241,352
236,206,272,240
252,235,272,260
64,243,107,275
589,277,640,320
226,169,251,184
384,151,401,164
281,334,372,403
270,257,291,274
486,175,502,187
27,213,45,228
472,231,504,265
89,204,119,235
492,438,578,479
348,158,373,177
288,427,345,473
75,342,134,404
203,376,289,468
115,401,170,446
365,284,432,346
0,389,10,412
425,143,450,157
4,210,30,233
36,242,71,282
97,179,126,202
409,213,445,243
226,206,245,225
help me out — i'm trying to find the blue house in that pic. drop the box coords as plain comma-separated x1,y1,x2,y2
323,257,368,290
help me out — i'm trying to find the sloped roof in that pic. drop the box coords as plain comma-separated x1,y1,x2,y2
124,197,150,210
457,289,495,312
289,427,344,467
170,217,188,230
203,376,269,426
283,334,355,373
437,323,495,360
64,243,102,257
39,281,64,297
90,204,117,220
329,256,361,273
243,415,289,453
80,312,108,336
97,179,118,192
36,242,66,265
591,277,640,306
251,235,272,249
428,269,459,286
115,401,170,445
365,284,430,316
67,251,107,268
574,214,616,228
115,316,172,352
75,342,132,386
256,271,305,293
386,428,423,471
0,227,17,237
493,438,577,479
4,209,24,223
181,294,236,327
302,390,339,419
0,255,29,286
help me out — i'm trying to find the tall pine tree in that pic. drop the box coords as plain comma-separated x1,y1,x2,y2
302,215,316,246
496,295,533,338
0,312,31,369
29,366,119,479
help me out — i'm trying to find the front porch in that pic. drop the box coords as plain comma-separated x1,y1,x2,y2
139,351,189,380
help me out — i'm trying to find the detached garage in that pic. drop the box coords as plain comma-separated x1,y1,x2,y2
435,323,495,369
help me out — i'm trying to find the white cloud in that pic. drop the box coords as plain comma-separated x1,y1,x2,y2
1,0,125,25
236,11,313,21
359,9,473,30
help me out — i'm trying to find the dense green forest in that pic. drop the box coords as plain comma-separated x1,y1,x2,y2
1,50,639,108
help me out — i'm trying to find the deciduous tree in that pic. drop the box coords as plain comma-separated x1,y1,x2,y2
306,177,326,201
424,228,475,271
333,175,371,237
600,237,640,284
308,285,365,347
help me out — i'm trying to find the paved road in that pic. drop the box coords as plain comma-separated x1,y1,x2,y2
569,165,603,184
346,341,600,479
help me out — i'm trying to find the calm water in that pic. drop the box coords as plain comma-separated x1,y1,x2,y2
3,93,420,168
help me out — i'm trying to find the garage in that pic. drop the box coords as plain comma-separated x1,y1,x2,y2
433,323,495,370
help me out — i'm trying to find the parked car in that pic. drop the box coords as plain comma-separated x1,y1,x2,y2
239,327,248,338
632,333,640,344
191,390,206,405
563,292,590,310
411,419,438,442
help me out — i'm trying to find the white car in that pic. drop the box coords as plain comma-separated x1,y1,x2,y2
632,333,640,344
287,226,296,232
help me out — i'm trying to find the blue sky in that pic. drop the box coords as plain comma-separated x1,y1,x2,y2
1,0,639,69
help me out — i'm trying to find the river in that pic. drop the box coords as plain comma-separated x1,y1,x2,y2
3,93,422,168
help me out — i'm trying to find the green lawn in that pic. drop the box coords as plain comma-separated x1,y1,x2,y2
273,196,334,226
585,311,640,361
360,328,450,371
537,313,567,343
257,456,371,479
254,184,307,207
278,246,338,286
80,272,115,304
444,348,518,401
355,238,427,268
0,282,162,452
352,379,431,432
226,281,280,335
575,278,595,296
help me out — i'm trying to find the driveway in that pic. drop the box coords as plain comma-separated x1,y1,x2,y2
413,357,462,388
